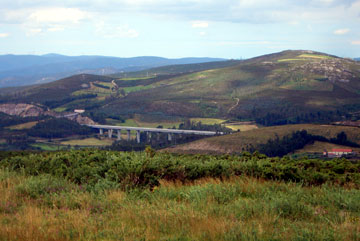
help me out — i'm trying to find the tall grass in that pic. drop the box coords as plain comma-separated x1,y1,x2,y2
1,168,359,241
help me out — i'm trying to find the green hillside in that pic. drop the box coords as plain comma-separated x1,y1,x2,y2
110,59,242,78
103,50,360,123
2,50,360,125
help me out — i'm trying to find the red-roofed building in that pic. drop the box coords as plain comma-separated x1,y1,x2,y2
323,148,354,157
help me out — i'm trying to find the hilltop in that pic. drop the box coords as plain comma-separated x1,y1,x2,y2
1,50,360,126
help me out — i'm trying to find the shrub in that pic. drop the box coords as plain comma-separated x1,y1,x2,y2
16,174,77,199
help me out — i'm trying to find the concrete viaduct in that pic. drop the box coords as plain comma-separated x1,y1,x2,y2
87,125,224,143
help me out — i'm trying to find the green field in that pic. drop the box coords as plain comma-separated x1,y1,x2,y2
118,76,154,81
30,143,68,151
53,107,67,112
123,85,154,94
190,118,226,125
60,137,113,146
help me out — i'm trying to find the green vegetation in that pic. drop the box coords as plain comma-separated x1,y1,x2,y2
123,85,154,94
0,112,41,128
27,118,95,138
60,137,113,146
0,150,360,240
119,76,154,81
52,107,67,112
30,143,69,151
111,60,241,78
190,118,226,125
1,150,360,190
277,58,306,62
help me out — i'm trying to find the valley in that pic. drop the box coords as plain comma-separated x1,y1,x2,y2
1,50,360,156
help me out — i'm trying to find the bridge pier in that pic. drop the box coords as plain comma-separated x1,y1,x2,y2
168,133,172,141
99,128,103,135
117,130,122,141
108,129,113,138
127,130,131,141
147,132,151,143
136,130,141,144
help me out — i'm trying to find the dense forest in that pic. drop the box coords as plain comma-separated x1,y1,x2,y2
27,118,95,138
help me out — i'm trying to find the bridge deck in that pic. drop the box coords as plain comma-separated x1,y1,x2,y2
87,125,223,136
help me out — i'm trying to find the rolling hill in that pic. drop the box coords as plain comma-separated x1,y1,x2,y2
164,124,360,154
103,50,360,123
0,54,225,88
1,50,360,125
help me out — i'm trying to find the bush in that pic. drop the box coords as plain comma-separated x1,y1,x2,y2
1,150,360,191
16,174,77,199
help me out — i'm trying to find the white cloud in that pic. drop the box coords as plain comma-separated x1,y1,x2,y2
217,41,270,46
351,40,360,45
0,0,359,25
47,26,65,32
113,25,139,38
96,21,139,38
28,8,88,24
19,8,90,36
334,28,350,35
26,28,42,36
0,33,9,38
192,21,209,28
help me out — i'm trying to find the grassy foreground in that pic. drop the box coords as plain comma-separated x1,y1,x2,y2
0,150,360,240
1,170,360,241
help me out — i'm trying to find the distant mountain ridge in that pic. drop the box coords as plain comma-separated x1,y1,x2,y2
0,54,225,88
2,50,360,126
355,58,360,61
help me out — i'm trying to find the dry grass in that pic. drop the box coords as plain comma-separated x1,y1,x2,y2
6,121,38,130
167,124,360,154
296,141,360,153
1,168,360,240
190,118,227,125
225,124,258,132
298,54,333,59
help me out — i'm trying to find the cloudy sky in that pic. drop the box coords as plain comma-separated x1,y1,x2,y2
0,0,359,58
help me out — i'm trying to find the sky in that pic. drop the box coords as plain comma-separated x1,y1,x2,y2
0,0,359,59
